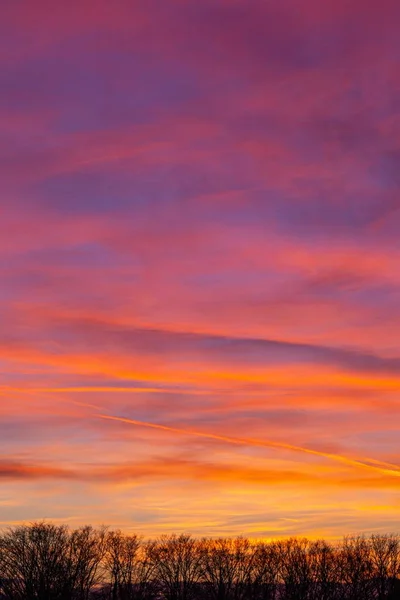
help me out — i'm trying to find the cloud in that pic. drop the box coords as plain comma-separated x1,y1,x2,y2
1,0,400,537
2,455,400,494
0,460,76,481
15,316,400,376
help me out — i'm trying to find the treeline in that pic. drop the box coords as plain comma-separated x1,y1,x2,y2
0,523,399,600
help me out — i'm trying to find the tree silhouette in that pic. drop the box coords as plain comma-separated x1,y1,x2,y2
0,524,399,600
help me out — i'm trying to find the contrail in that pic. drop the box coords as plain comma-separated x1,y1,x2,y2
0,385,287,398
98,414,400,478
0,386,212,396
3,384,398,477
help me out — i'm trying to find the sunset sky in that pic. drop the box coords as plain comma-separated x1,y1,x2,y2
1,0,400,539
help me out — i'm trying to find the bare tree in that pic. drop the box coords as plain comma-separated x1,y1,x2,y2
0,523,107,600
369,534,400,600
104,531,138,600
338,536,375,600
307,539,340,600
276,538,313,600
103,531,156,600
244,541,280,600
66,525,107,600
198,536,255,600
0,522,70,600
198,537,235,600
148,534,201,600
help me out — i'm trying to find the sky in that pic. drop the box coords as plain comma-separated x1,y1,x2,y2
1,0,400,539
